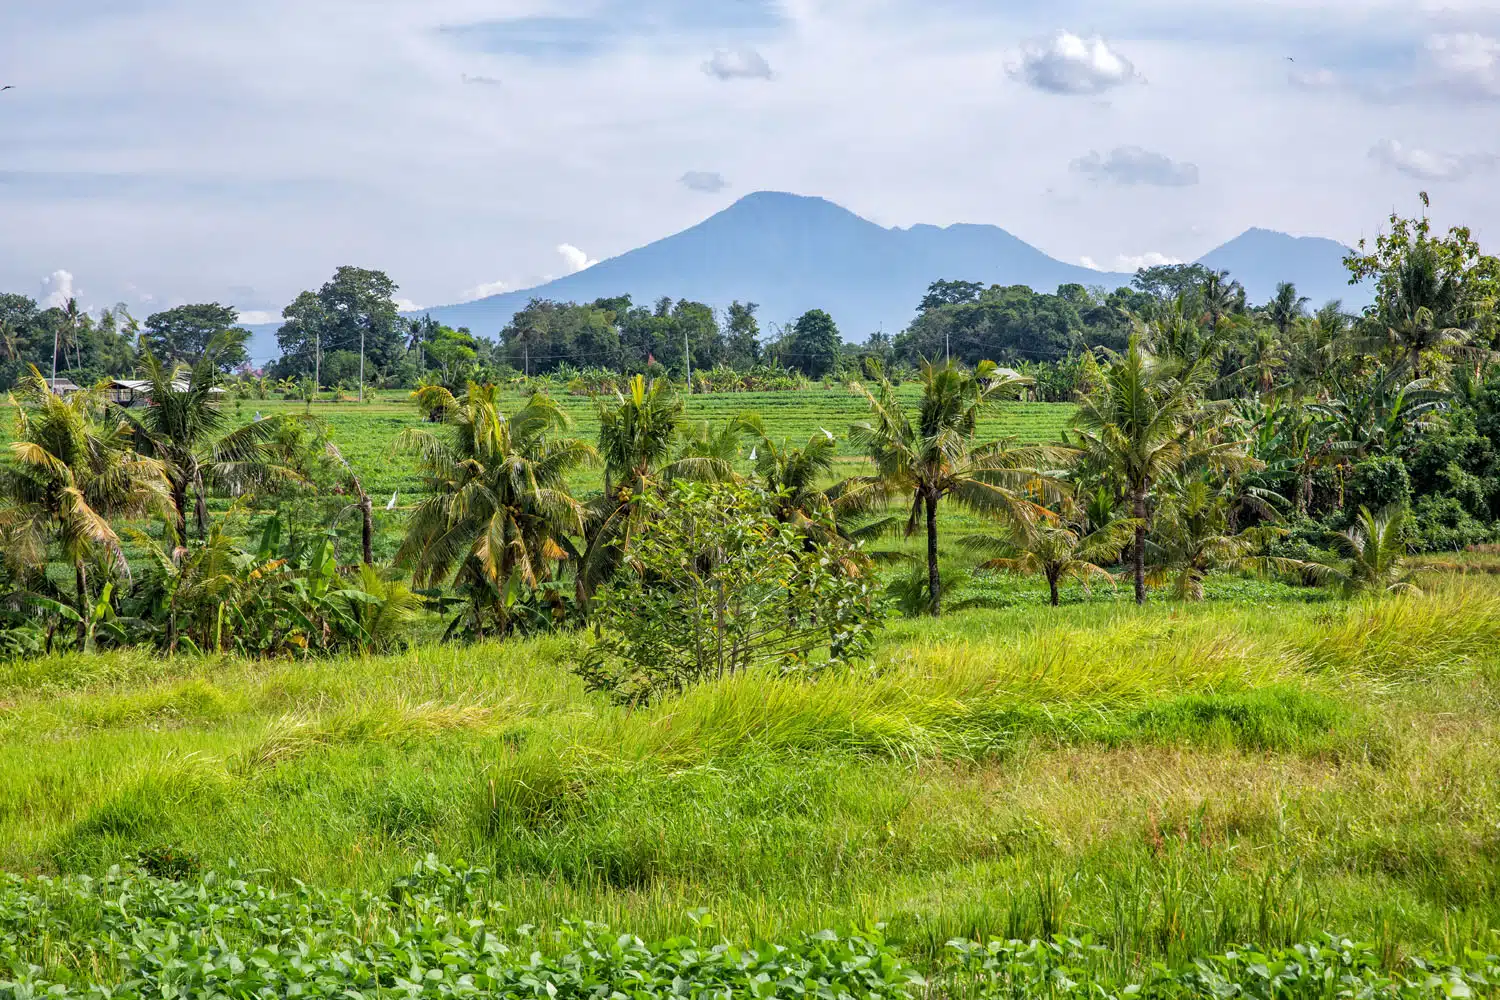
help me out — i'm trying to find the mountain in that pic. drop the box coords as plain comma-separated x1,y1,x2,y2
244,192,1367,360
415,192,1136,341
1197,228,1362,309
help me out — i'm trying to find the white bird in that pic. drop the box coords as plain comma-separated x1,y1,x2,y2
820,426,834,442
386,492,398,511
748,446,757,461
253,411,262,421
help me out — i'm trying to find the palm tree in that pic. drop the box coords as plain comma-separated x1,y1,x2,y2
1073,338,1253,605
1308,506,1420,596
1145,475,1296,601
1266,282,1309,336
0,370,174,642
579,375,731,601
395,382,594,637
120,334,285,540
1373,243,1470,379
849,360,1068,616
1199,270,1244,328
964,513,1137,606
740,420,897,549
1239,326,1286,397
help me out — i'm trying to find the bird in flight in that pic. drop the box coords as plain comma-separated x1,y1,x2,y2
1,86,14,92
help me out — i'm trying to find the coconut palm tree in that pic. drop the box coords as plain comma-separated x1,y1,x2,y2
1308,506,1420,596
964,512,1138,606
0,369,174,642
579,375,732,601
1073,338,1254,605
1145,474,1297,601
739,419,897,550
1265,282,1310,336
1372,242,1470,379
849,360,1069,616
119,334,289,540
395,382,594,637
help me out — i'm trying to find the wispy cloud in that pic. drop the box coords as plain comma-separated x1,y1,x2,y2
461,278,511,302
1369,138,1496,180
1072,147,1199,186
704,47,773,80
1423,32,1500,100
1081,252,1184,272
680,170,729,193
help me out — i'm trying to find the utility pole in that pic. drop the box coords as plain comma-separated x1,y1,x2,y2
524,344,529,377
314,331,320,405
358,325,365,403
51,325,59,385
684,330,692,393
945,328,950,365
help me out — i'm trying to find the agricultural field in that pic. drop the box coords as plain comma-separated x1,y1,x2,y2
2,574,1500,996
229,386,1078,497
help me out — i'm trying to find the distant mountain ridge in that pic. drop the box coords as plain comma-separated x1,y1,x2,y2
245,192,1367,360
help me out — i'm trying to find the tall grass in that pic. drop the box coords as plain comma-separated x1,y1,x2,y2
1,580,1499,966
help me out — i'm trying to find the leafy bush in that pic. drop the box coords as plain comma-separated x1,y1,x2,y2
1413,494,1495,552
1,864,1497,999
1345,455,1412,518
578,482,881,704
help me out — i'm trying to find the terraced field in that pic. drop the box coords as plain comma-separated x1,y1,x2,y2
238,386,1078,497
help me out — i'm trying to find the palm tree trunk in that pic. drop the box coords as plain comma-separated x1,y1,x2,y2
74,559,89,646
192,465,209,539
171,480,189,542
1048,570,1060,607
1132,486,1148,606
925,490,941,617
360,493,374,566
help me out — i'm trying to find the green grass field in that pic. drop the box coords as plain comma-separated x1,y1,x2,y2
219,386,1077,498
5,386,1500,995
2,573,1500,991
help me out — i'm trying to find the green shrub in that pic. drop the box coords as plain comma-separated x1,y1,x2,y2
578,482,881,704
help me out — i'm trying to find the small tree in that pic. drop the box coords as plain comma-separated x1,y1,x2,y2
577,482,881,705
1308,505,1420,596
964,514,1138,606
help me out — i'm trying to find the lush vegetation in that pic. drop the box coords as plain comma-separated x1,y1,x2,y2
2,196,1500,993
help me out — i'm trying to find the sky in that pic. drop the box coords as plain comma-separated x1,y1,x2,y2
2,0,1498,356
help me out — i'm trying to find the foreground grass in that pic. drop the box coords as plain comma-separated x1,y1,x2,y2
1,578,1499,975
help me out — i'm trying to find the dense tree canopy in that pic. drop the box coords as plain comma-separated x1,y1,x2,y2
273,267,405,379
143,303,249,370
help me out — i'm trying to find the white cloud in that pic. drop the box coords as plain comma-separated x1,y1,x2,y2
704,48,773,81
1010,31,1139,95
680,170,730,193
1,0,1497,320
1424,32,1500,100
392,297,422,312
1369,138,1495,180
1082,252,1184,272
1071,146,1200,186
461,279,510,302
556,243,598,274
41,269,76,308
235,309,278,325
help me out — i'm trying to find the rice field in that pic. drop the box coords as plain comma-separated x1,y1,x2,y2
224,386,1078,497
2,575,1499,989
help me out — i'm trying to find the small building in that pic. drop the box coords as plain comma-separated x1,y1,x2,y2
42,378,82,396
105,379,228,408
